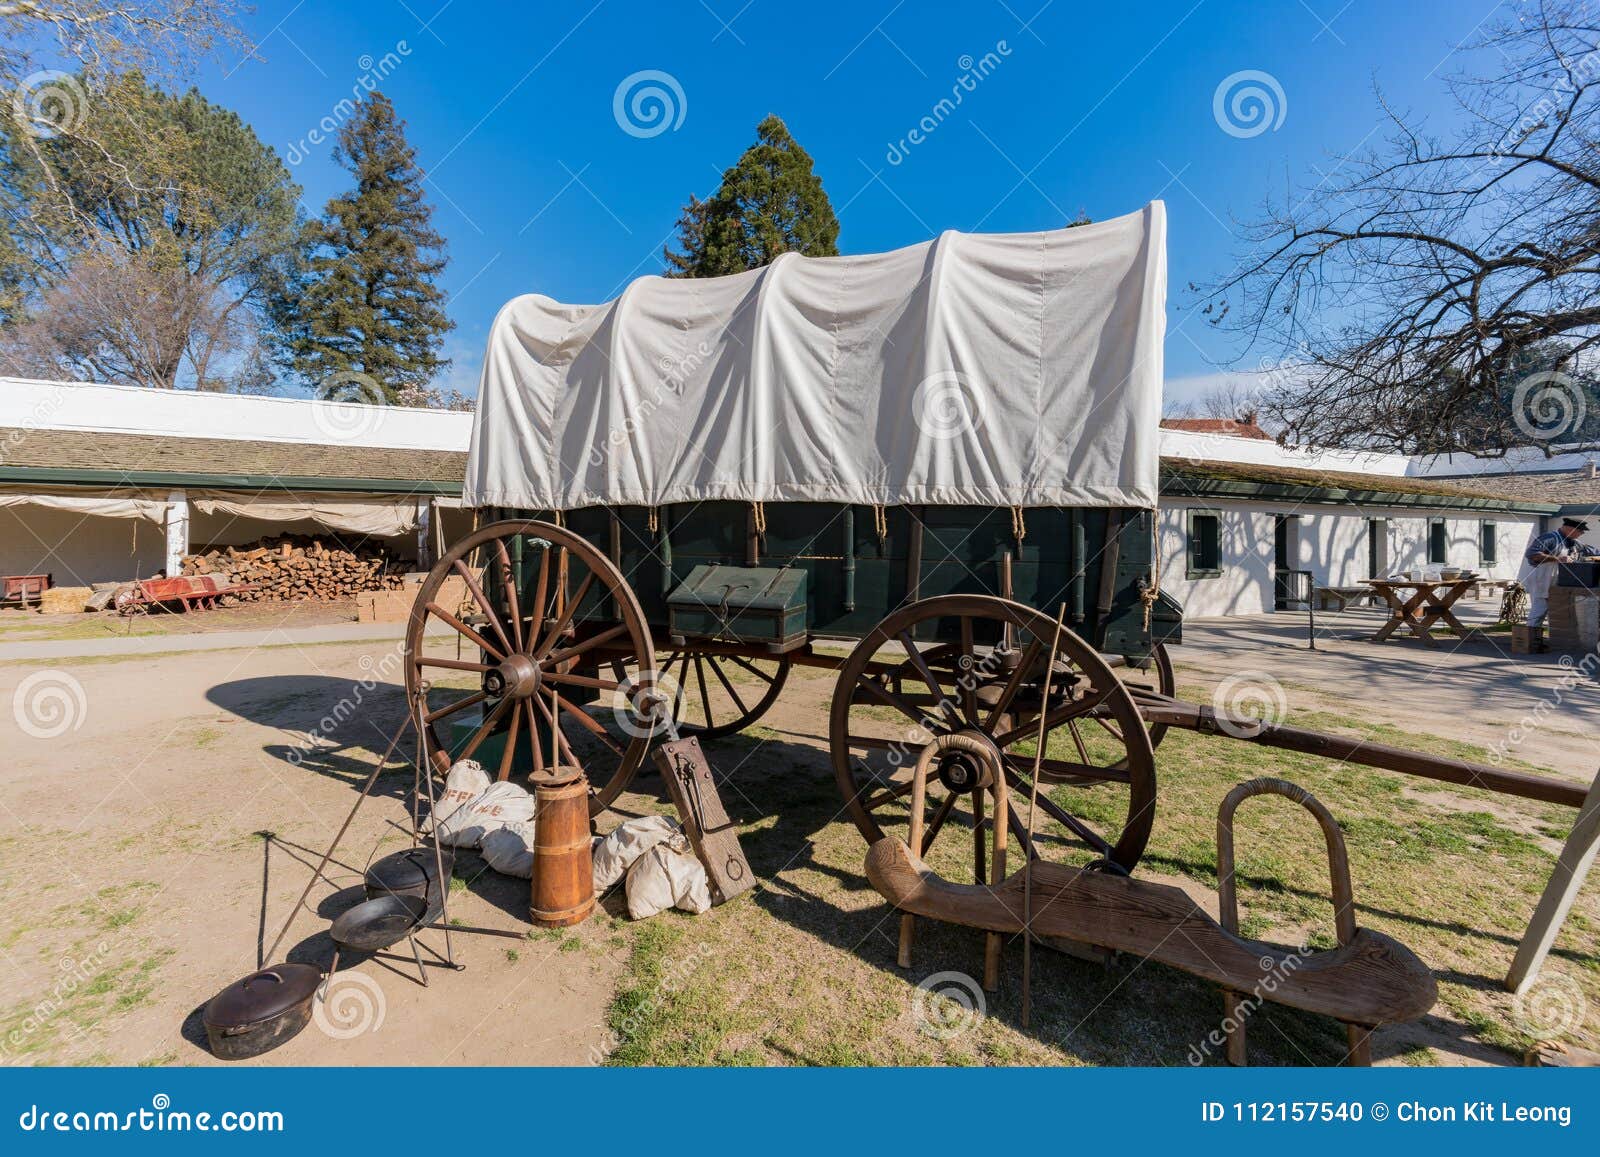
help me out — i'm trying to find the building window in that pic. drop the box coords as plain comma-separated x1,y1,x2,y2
1480,521,1497,566
1187,510,1221,578
1428,519,1448,565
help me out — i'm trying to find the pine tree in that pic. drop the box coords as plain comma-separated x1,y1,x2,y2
276,92,451,400
664,115,839,277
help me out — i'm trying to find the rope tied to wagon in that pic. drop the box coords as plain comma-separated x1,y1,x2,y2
752,501,767,537
873,504,887,540
1010,505,1026,544
1140,508,1162,632
647,507,659,534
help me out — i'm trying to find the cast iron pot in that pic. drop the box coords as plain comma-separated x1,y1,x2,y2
202,963,322,1060
365,845,452,918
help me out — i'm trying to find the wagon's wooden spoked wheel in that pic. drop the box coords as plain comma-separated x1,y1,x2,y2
403,519,657,816
1113,641,1174,750
829,595,1157,879
620,649,791,739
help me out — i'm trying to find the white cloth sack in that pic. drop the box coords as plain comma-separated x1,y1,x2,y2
592,815,679,891
465,204,1166,512
625,835,712,919
480,820,536,878
433,759,490,831
437,779,535,849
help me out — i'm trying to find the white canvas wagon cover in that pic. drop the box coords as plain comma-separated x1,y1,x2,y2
464,201,1165,511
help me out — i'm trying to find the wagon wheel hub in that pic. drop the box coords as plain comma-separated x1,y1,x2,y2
485,652,542,700
405,518,656,814
933,731,998,794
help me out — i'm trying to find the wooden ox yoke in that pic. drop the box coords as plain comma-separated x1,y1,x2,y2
866,829,1437,1065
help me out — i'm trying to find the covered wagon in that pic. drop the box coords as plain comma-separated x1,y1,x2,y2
406,202,1180,875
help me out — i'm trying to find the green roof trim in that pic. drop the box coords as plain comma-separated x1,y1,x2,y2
0,465,462,495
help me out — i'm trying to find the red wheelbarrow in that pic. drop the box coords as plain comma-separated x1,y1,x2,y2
113,575,253,616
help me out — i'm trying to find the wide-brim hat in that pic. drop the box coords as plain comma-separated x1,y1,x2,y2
1562,517,1591,532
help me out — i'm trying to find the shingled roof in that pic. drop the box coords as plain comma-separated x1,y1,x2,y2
0,426,467,489
1427,467,1600,508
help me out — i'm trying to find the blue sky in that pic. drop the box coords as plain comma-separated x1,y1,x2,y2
201,0,1494,402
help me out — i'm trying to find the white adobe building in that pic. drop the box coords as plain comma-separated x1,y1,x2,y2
1156,422,1553,618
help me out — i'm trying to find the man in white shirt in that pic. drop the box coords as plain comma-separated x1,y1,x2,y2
1520,518,1600,629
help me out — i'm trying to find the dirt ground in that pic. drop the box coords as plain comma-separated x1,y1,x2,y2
0,603,1596,1067
0,598,362,644
0,622,621,1067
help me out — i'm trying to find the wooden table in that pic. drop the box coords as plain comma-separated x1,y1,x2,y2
1366,578,1476,646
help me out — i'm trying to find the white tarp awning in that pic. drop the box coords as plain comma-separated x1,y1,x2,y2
191,492,421,537
464,202,1166,511
0,487,169,521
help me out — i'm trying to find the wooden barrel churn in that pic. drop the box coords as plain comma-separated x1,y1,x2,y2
529,767,596,927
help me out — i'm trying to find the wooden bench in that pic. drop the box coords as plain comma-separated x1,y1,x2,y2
1314,585,1375,611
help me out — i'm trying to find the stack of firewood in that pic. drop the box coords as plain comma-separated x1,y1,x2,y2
180,534,413,603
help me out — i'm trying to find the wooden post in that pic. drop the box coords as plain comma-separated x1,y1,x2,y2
1507,767,1600,993
416,497,432,571
163,490,189,578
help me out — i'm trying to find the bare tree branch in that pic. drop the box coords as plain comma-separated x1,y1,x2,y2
1208,0,1600,456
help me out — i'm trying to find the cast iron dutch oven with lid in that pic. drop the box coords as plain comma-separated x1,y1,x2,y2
364,845,452,917
202,963,322,1060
